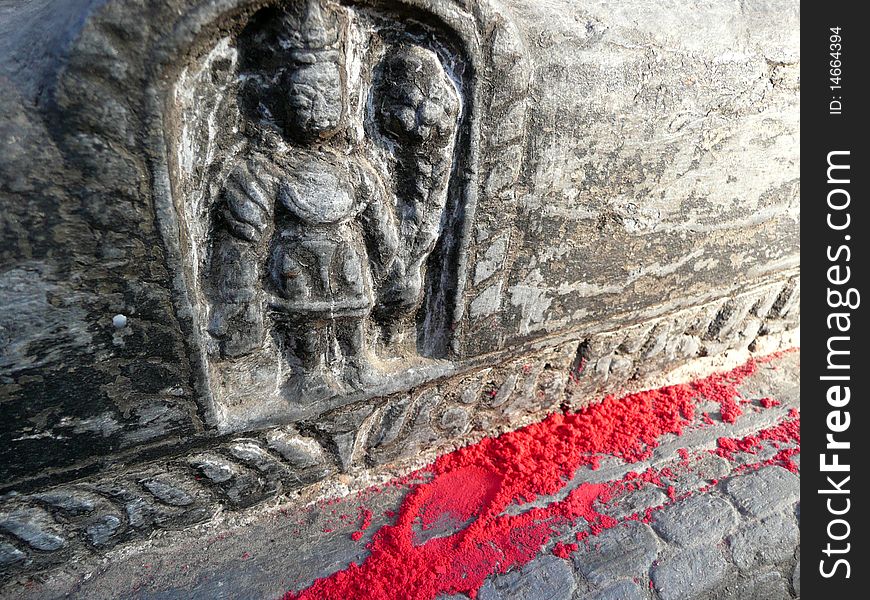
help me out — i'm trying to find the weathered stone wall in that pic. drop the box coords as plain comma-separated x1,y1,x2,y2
1,0,798,575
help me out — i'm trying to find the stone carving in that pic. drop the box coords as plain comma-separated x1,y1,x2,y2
188,0,462,419
0,274,799,580
1,0,799,571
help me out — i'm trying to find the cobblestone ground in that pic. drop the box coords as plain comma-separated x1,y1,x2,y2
1,352,800,600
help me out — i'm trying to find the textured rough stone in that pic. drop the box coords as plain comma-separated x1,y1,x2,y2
188,454,236,484
1,0,800,585
85,515,123,547
0,509,65,551
265,429,327,470
651,546,729,600
792,549,800,596
725,571,791,600
651,494,737,548
32,490,97,515
581,580,648,600
143,478,195,507
724,466,799,518
478,555,576,600
573,522,659,584
0,542,25,567
728,513,799,570
1,0,799,497
0,352,804,597
600,486,668,520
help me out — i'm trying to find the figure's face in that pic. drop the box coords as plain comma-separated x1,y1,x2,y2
280,60,343,141
374,47,460,150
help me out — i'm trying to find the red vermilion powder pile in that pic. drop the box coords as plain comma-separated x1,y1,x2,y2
351,508,374,542
715,413,801,473
285,355,793,600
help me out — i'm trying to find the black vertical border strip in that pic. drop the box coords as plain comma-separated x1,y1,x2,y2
802,4,867,597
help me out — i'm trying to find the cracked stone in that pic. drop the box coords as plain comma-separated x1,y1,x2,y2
724,466,798,518
652,546,728,600
573,522,659,585
728,513,799,570
651,494,737,548
478,555,575,600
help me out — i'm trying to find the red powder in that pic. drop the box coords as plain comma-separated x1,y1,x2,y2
714,416,800,473
285,355,792,600
759,397,780,408
552,542,578,558
351,508,373,542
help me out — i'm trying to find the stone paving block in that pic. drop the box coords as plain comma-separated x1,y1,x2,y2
478,555,576,600
651,546,729,600
600,485,668,520
651,494,737,548
573,522,659,585
728,513,799,570
724,570,792,600
724,466,799,518
580,579,649,600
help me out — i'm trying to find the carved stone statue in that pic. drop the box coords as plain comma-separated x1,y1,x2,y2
205,0,460,400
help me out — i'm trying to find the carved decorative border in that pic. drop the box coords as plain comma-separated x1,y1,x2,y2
0,275,798,576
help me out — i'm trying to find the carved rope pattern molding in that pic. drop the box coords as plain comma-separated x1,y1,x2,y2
0,276,798,575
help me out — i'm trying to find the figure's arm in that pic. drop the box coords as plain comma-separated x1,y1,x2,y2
357,165,400,284
206,156,276,358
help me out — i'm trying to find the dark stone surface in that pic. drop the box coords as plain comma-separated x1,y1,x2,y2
723,466,800,518
0,351,800,598
1,0,799,497
2,0,800,590
651,546,728,600
572,522,659,584
651,494,737,548
728,514,799,570
478,555,576,600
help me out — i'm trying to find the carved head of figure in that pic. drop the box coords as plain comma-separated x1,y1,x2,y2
277,0,345,142
279,55,343,141
373,45,461,152
240,0,345,143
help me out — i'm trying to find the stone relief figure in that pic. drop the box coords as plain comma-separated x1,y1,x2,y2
371,45,462,340
204,0,460,401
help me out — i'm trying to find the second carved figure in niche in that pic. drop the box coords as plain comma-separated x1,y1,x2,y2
204,0,461,402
